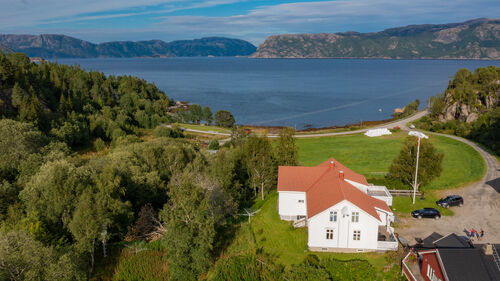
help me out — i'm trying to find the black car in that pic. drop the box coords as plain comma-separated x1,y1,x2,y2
436,195,463,208
411,208,441,219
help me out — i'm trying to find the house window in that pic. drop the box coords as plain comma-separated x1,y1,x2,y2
351,212,359,222
353,230,361,241
329,211,337,222
298,199,304,203
427,265,441,281
326,229,334,240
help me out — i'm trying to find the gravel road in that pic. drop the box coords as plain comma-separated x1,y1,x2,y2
396,134,500,244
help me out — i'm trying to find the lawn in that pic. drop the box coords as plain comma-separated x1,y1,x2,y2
296,132,485,191
220,192,402,280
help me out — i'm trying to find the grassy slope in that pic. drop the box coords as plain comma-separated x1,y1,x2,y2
220,192,399,280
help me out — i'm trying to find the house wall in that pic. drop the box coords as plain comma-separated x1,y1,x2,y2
278,191,307,221
420,251,445,281
307,200,379,251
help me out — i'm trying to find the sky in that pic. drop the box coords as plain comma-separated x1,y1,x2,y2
0,0,499,45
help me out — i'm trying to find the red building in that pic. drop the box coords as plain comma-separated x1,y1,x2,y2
402,233,500,281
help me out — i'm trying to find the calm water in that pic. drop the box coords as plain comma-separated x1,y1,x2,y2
56,57,500,129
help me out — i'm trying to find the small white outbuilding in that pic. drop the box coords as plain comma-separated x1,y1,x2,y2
364,128,392,137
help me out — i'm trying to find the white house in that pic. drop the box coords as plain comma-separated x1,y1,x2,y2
277,158,397,252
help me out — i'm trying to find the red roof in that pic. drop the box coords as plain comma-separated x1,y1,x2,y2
277,158,391,221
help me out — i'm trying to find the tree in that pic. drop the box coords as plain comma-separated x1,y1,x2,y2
214,110,235,128
274,127,298,166
160,172,215,281
388,136,444,194
202,106,213,124
189,104,203,124
0,119,46,180
243,135,276,200
0,230,85,281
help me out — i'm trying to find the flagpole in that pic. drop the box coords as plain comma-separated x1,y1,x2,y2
413,137,420,205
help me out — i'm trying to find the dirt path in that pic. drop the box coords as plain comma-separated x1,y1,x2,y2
396,133,500,244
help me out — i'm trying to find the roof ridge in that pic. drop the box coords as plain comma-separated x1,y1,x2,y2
305,166,333,192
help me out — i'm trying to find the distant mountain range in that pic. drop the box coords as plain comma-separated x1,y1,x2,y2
0,35,256,58
251,18,500,59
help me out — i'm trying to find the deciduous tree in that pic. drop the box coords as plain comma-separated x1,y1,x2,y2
388,136,444,194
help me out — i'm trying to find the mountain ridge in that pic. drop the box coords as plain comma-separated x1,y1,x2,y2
251,18,500,59
0,34,256,58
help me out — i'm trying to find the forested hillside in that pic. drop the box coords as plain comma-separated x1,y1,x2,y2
3,52,369,280
415,65,500,154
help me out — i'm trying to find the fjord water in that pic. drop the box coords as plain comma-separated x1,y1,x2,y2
56,57,500,129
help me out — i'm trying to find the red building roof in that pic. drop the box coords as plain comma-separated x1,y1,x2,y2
277,158,390,220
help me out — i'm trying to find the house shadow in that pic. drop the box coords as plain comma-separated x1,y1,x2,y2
485,177,500,193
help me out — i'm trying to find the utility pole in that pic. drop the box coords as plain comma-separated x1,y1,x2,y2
408,131,429,204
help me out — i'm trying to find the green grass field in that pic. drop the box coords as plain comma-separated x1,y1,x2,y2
296,132,485,191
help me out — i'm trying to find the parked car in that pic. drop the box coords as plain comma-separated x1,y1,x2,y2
409,124,416,129
436,195,463,208
411,208,441,220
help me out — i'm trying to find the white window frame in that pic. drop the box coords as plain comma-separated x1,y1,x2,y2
326,228,334,240
351,212,359,223
353,230,361,241
329,211,337,222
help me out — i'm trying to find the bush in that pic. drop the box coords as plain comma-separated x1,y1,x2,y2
208,139,219,150
153,125,184,139
94,138,106,151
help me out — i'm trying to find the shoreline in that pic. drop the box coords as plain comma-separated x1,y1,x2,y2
237,117,397,134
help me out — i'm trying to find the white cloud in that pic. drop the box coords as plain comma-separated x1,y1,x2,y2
0,0,498,44
153,0,500,44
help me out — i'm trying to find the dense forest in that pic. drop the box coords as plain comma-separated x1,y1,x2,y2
415,65,500,155
2,53,387,281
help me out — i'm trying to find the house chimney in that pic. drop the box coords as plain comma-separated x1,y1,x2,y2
339,171,344,180
483,243,493,255
329,160,335,169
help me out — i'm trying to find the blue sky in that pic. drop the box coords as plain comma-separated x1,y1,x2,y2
0,0,499,45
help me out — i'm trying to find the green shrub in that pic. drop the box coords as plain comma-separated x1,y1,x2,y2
153,125,184,139
93,138,106,151
208,139,219,150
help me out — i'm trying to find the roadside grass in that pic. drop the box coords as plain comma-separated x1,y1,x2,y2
392,194,454,218
177,123,231,134
219,192,401,280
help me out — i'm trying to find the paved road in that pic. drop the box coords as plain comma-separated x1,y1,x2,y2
396,133,500,244
289,110,429,138
175,110,429,138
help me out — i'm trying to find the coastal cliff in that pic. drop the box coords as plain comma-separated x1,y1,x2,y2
251,18,500,59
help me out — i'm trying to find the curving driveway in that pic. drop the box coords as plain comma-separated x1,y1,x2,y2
396,133,500,244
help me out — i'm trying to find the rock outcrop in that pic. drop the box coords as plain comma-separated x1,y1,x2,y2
439,81,500,123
